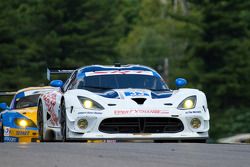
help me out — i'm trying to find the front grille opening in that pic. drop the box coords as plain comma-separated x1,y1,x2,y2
132,98,146,105
99,117,184,134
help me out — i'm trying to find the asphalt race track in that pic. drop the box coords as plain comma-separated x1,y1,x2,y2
0,143,250,167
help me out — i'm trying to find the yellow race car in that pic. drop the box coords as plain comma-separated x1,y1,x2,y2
0,87,54,142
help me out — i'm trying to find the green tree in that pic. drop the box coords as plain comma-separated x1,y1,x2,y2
0,0,127,90
0,0,39,89
183,0,250,109
117,0,202,85
35,0,125,67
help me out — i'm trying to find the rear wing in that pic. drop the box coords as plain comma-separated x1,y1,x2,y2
47,68,75,81
0,91,16,96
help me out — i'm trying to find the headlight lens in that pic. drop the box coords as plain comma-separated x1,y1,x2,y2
83,100,93,109
14,118,37,128
78,96,104,110
178,96,197,110
19,120,28,127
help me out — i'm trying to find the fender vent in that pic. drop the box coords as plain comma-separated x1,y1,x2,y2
132,98,146,105
47,112,51,120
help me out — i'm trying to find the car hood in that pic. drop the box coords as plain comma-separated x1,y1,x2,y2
94,89,173,99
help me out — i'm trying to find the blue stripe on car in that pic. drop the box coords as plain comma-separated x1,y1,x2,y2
96,90,120,99
151,91,173,99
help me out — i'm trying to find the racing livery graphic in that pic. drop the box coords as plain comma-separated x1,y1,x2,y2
0,87,54,142
38,64,210,142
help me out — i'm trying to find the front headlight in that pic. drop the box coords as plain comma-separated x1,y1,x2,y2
78,96,104,110
177,96,197,110
14,118,37,128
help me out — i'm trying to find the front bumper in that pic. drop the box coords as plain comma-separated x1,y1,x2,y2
66,107,210,140
3,127,39,142
68,131,209,141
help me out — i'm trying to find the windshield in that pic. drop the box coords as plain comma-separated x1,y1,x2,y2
75,74,168,91
14,94,40,109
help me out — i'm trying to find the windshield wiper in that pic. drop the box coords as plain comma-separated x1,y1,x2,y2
149,88,170,91
82,86,114,90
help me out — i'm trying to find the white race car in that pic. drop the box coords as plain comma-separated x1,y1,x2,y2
37,64,209,142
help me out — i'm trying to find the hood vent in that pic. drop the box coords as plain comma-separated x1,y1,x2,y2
132,98,147,105
108,104,117,106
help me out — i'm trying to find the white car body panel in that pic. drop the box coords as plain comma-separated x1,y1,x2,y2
63,89,209,140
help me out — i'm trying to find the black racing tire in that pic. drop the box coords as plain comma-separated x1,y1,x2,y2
60,100,68,142
0,125,4,142
154,139,208,143
182,139,208,143
154,140,179,143
37,101,45,142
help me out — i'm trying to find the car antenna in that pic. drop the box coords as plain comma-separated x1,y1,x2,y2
114,62,121,67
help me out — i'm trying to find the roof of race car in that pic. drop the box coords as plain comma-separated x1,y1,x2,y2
78,64,154,72
15,86,54,99
77,65,161,78
16,86,53,94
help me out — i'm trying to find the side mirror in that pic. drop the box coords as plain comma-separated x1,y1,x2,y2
175,78,187,88
0,102,9,110
50,80,64,88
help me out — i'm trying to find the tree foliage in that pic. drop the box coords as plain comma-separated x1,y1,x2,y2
182,0,250,109
0,0,125,89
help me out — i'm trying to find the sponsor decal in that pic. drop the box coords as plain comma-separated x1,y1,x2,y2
78,112,102,115
114,110,169,115
4,127,10,136
4,136,18,142
16,131,29,136
124,91,150,97
85,70,153,76
185,111,202,114
43,93,59,126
